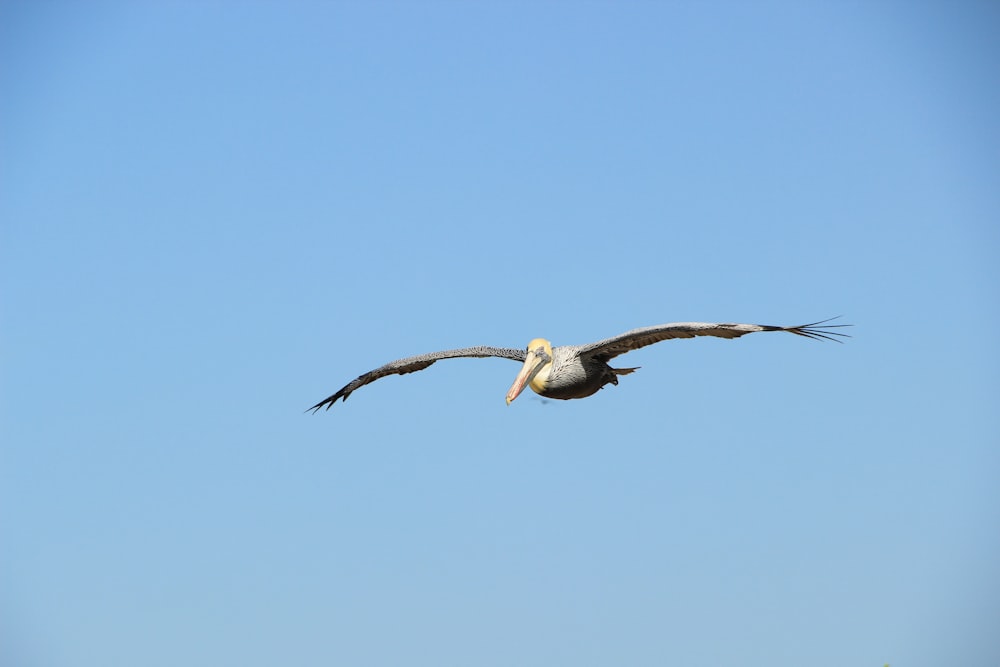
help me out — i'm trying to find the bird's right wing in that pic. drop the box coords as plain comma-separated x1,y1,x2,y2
308,346,527,412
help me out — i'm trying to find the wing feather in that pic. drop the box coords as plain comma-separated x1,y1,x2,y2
309,346,527,412
578,317,851,362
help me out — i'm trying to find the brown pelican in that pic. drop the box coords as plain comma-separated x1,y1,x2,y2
309,318,849,412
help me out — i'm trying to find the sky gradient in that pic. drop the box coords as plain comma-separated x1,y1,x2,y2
2,2,999,666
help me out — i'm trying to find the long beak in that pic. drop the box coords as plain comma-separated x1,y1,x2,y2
505,351,547,405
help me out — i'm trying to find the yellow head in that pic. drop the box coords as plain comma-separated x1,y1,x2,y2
505,338,553,404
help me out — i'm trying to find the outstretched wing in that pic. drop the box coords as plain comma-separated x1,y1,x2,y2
577,317,851,362
308,346,527,412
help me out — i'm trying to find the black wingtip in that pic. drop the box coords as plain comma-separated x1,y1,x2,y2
306,394,339,414
790,316,853,343
306,387,354,414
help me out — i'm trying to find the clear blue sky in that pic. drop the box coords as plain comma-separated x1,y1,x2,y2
2,2,998,666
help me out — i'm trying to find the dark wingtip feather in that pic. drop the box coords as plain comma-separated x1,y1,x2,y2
306,389,348,414
305,400,328,414
788,316,853,343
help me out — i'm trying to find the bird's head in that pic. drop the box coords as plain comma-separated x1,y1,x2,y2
505,338,553,405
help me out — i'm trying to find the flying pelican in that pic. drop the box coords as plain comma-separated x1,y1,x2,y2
308,318,849,412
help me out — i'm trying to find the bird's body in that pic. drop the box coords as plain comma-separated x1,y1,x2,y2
308,318,849,412
524,343,637,400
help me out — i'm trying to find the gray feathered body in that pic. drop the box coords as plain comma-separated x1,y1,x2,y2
536,346,638,400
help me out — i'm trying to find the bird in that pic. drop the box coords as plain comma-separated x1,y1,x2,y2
308,318,849,412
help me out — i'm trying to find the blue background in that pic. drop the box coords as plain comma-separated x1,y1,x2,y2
3,2,998,665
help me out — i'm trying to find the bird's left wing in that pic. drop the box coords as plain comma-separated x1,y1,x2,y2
308,346,527,412
577,318,850,362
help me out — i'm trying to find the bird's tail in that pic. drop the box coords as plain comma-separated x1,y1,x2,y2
613,366,640,375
